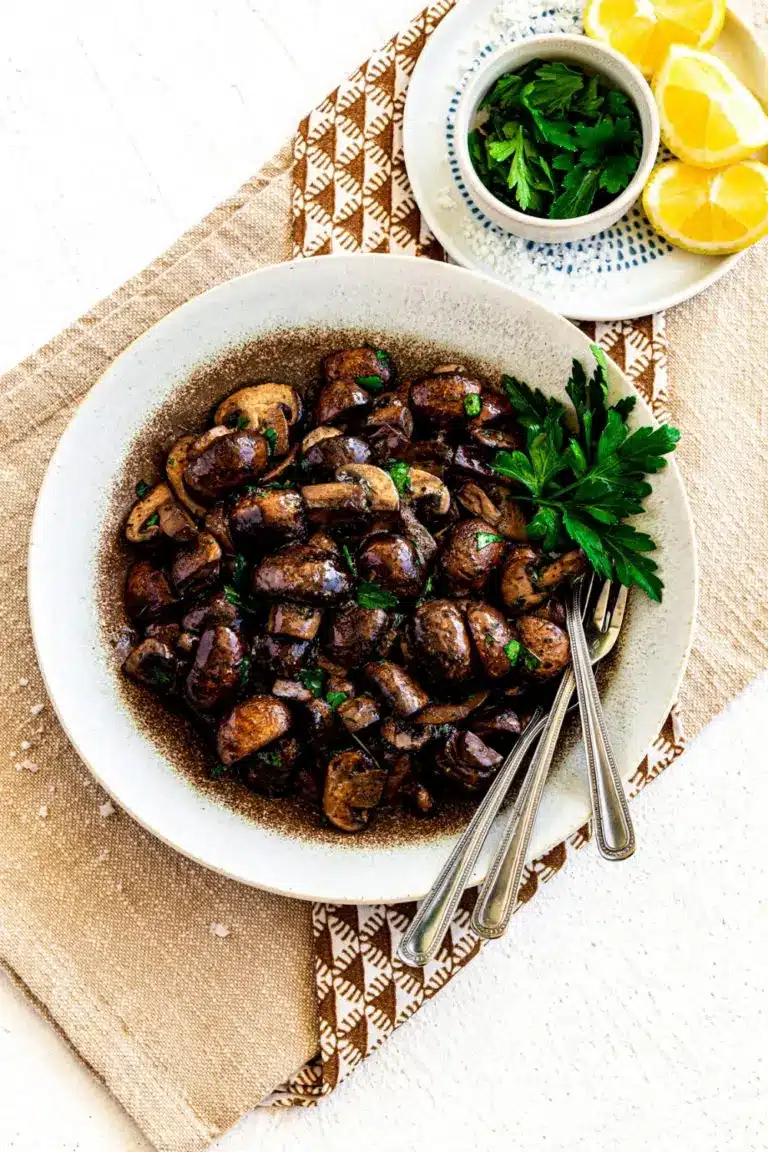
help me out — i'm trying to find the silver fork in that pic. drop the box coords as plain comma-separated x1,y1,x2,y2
471,578,628,939
398,578,595,968
565,579,635,860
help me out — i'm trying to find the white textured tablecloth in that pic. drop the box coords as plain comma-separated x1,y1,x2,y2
0,2,766,1149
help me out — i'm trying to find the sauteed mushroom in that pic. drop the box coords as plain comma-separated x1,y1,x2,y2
217,695,292,765
123,638,178,693
357,532,423,597
364,660,429,717
125,483,174,545
186,626,246,712
170,533,222,598
252,544,351,603
323,346,394,388
323,748,386,832
184,430,270,499
125,561,176,622
439,517,506,594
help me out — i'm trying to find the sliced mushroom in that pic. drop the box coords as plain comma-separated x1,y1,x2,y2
304,697,336,745
496,494,529,542
214,383,301,430
379,717,433,753
261,443,299,483
323,748,386,833
254,634,311,677
516,615,570,680
123,638,178,693
252,544,352,603
413,690,490,726
268,602,323,641
314,379,372,427
256,404,291,457
407,468,450,516
464,601,516,679
364,660,430,717
402,779,437,816
438,730,502,792
470,425,524,452
188,426,231,459
532,598,566,627
500,545,547,613
450,443,496,482
304,434,371,473
431,362,466,374
365,394,414,439
184,430,270,500
241,735,302,796
182,589,240,633
125,560,177,622
535,550,587,591
301,425,342,454
325,602,391,668
300,481,368,525
230,488,307,546
439,517,506,594
409,374,482,425
217,695,293,765
358,532,423,597
335,464,399,512
126,483,174,544
456,482,501,524
472,707,522,749
204,503,236,554
409,599,474,685
399,504,438,567
157,499,198,544
185,626,246,712
323,346,395,388
337,693,380,733
272,678,314,704
166,435,207,518
170,533,222,598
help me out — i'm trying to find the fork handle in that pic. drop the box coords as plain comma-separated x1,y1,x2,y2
471,669,575,939
566,586,635,861
398,707,545,967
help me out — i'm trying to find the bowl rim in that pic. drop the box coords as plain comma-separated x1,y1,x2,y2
454,32,661,233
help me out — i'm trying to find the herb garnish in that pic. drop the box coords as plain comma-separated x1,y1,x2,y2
464,393,483,418
135,480,151,499
209,763,230,780
356,374,384,393
357,581,399,610
468,59,643,219
326,690,348,711
298,667,325,697
476,530,503,549
231,553,248,588
234,413,249,431
342,544,357,576
416,573,435,606
145,665,172,687
239,655,251,689
522,648,541,673
263,427,278,455
490,345,680,601
503,639,522,665
144,512,160,528
386,460,412,495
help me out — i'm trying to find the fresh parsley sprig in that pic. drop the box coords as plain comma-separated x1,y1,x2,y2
491,345,680,601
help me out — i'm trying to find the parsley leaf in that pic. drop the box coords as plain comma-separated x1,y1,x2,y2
135,480,151,499
356,374,384,393
476,530,503,549
357,581,399,610
341,543,357,576
144,512,160,528
523,61,584,114
490,346,680,600
464,393,483,417
298,667,325,698
326,690,348,711
386,460,412,495
263,427,278,455
503,639,522,665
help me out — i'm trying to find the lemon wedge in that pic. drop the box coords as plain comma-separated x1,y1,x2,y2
584,0,726,77
654,45,768,166
643,158,768,253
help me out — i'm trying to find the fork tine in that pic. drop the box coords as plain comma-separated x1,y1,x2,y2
607,584,629,637
592,579,612,633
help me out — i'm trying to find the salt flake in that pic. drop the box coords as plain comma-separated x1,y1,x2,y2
99,800,116,818
18,759,39,774
38,805,48,819
210,922,230,938
29,703,44,717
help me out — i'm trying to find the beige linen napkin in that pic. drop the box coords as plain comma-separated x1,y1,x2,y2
1,0,767,1147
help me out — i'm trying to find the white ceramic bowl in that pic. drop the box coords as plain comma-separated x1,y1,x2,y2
454,34,660,243
28,255,696,904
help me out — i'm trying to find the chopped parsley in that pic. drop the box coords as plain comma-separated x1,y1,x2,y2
416,574,435,606
239,655,251,689
230,413,249,430
468,59,642,219
145,664,172,687
503,639,522,665
476,530,503,550
464,393,482,418
209,763,230,780
357,581,399,610
257,748,282,767
298,667,325,697
342,544,357,576
135,480,151,499
223,585,242,606
231,553,248,588
386,460,412,495
263,427,278,455
356,374,384,393
490,345,679,601
144,512,160,529
326,690,348,711
374,348,391,369
522,647,542,673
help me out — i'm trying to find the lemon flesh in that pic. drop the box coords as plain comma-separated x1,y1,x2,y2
643,159,768,253
584,0,726,77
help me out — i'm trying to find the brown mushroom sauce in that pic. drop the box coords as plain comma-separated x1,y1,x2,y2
119,347,586,833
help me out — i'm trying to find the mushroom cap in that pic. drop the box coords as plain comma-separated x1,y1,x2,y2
323,748,386,832
464,601,516,680
166,435,208,519
184,430,270,500
439,517,505,594
335,464,399,512
407,468,451,516
125,561,177,622
357,532,423,598
214,383,302,429
410,599,474,685
314,379,371,426
185,626,246,712
126,483,175,544
217,695,293,765
252,544,352,604
516,615,570,680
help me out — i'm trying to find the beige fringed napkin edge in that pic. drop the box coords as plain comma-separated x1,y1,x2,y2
1,0,767,1148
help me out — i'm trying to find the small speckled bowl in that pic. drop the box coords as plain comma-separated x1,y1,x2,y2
454,34,660,244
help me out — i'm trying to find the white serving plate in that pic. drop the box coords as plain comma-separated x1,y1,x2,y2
403,0,768,321
28,255,697,904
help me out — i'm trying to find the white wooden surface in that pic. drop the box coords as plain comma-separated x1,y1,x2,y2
1,2,766,1150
